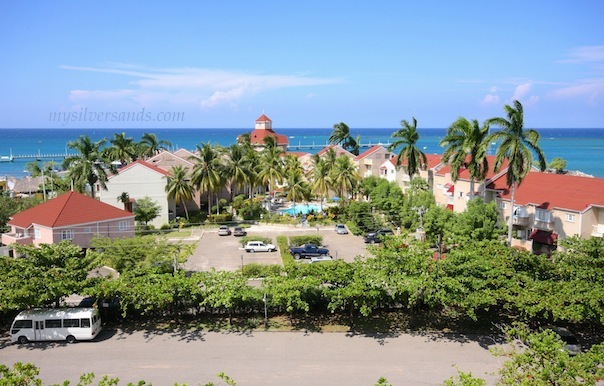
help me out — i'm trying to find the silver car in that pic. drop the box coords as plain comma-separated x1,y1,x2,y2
334,224,348,234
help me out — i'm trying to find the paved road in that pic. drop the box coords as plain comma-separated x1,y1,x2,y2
0,329,505,385
184,224,371,271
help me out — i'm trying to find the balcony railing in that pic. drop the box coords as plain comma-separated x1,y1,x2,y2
513,215,530,226
1,233,33,246
593,224,604,237
533,218,554,231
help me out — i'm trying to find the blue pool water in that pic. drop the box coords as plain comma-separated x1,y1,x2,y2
279,203,323,216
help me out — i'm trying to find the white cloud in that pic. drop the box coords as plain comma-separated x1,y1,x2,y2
481,94,500,105
559,45,604,64
61,65,342,109
549,78,604,104
512,82,532,101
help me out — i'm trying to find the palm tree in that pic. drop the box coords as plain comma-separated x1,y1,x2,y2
256,145,284,198
388,117,427,181
440,117,490,199
117,192,131,211
487,100,546,246
139,133,173,159
221,144,251,202
311,157,332,210
105,132,136,165
330,155,360,201
63,135,109,199
190,143,222,215
285,169,310,216
165,165,193,220
329,122,359,155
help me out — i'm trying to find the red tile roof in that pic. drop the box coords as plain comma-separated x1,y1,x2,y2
391,153,443,170
8,191,134,229
249,129,289,146
109,160,170,179
354,145,386,161
436,155,508,181
256,114,272,122
491,171,604,212
316,145,353,157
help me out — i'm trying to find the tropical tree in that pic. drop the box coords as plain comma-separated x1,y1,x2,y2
310,156,332,210
165,165,193,220
138,133,172,159
548,157,567,174
388,117,427,180
117,192,131,211
105,132,137,164
256,145,284,198
487,100,546,246
440,117,490,199
133,196,161,225
24,161,42,177
221,144,251,203
330,155,360,201
190,142,223,214
285,169,310,215
329,122,359,155
63,135,109,199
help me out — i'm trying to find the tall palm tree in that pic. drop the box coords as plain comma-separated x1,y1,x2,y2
63,135,109,199
105,132,136,165
285,169,310,215
221,144,251,202
388,117,427,181
139,133,173,159
257,145,284,198
440,117,490,199
190,143,222,214
487,100,546,246
311,157,332,210
329,122,359,155
330,155,360,201
165,165,193,220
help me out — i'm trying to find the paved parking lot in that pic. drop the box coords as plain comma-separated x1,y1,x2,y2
183,224,370,271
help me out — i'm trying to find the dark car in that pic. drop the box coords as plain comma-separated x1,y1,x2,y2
233,227,247,237
364,228,394,244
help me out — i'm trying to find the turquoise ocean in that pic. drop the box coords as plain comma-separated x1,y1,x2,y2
1,128,603,178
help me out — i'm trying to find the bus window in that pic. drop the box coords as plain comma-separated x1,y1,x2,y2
11,320,33,334
63,319,80,328
45,319,62,328
81,318,91,328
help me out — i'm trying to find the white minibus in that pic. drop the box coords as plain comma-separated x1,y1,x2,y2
10,307,102,344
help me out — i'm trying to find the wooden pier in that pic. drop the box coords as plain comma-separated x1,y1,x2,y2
286,141,393,150
0,152,76,162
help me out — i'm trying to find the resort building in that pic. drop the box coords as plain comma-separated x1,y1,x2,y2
488,171,604,254
382,154,443,192
354,145,394,179
1,191,134,254
245,114,289,150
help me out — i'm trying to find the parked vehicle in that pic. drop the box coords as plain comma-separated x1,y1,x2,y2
233,227,247,237
218,225,231,236
10,308,102,344
363,228,394,244
289,244,330,260
244,241,276,253
334,224,349,234
310,255,334,263
549,326,582,355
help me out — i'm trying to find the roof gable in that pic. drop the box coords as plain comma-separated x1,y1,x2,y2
354,145,387,161
110,160,170,179
8,191,134,229
255,114,272,122
493,172,604,212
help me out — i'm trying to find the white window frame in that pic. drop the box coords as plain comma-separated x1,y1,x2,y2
34,228,41,239
565,213,576,223
535,209,552,223
85,227,92,233
499,201,508,210
118,221,128,231
61,229,74,240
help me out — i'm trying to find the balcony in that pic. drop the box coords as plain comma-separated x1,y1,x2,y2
1,232,33,246
513,215,530,226
533,218,554,231
593,224,604,237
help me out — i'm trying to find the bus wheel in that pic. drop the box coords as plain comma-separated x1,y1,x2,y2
66,335,77,344
17,336,28,344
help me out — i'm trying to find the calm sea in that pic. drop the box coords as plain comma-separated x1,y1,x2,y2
1,128,603,178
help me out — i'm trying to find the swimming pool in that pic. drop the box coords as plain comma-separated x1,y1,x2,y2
279,203,323,216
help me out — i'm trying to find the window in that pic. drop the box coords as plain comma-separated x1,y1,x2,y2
81,318,91,328
45,319,62,328
436,184,442,190
565,213,576,222
63,319,80,328
85,227,92,233
119,221,128,231
535,209,552,223
34,228,41,239
13,320,33,329
61,229,74,240
499,201,508,209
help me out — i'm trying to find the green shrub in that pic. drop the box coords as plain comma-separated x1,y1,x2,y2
241,263,282,278
277,235,295,268
289,235,324,247
207,213,233,224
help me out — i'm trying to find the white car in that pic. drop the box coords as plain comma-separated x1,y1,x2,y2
217,225,231,236
310,255,334,263
334,224,348,234
244,241,276,253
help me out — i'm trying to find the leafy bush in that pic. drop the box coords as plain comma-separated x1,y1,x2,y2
289,235,324,247
241,263,283,278
207,213,233,224
277,235,295,268
239,235,272,246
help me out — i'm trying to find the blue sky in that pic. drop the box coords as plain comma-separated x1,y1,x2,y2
1,1,603,129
